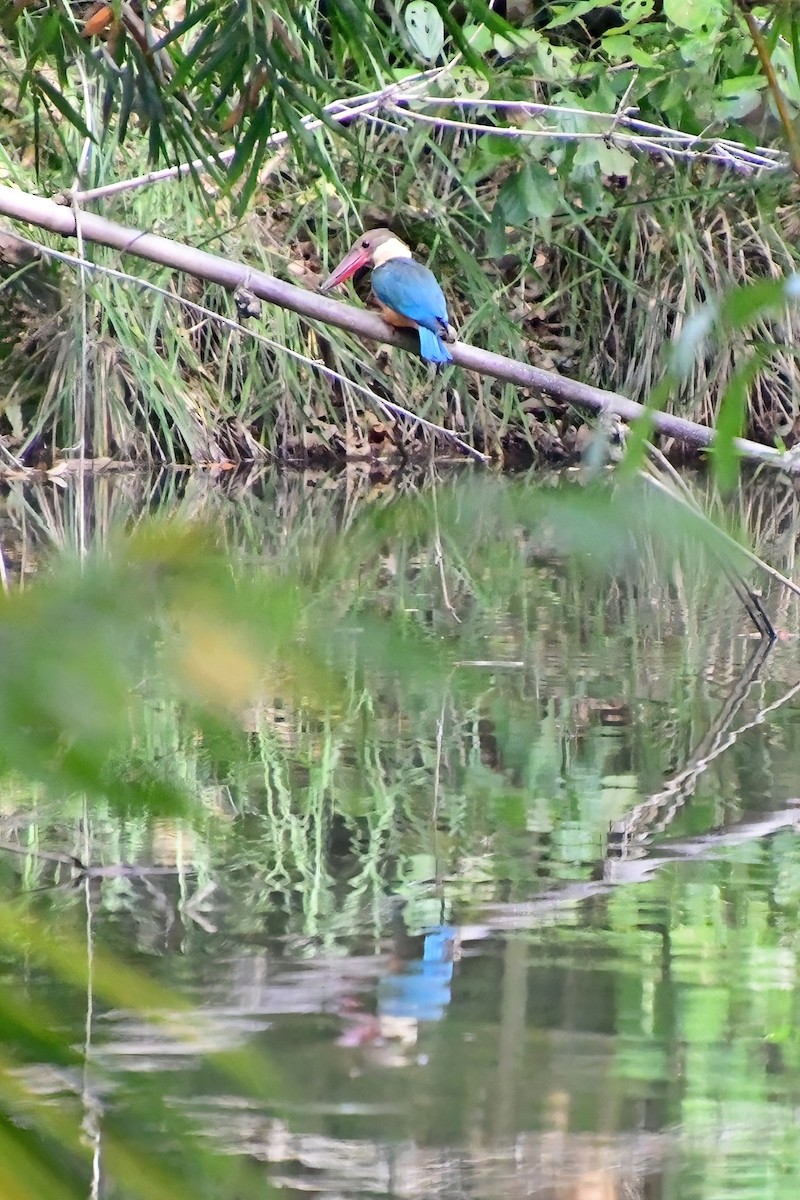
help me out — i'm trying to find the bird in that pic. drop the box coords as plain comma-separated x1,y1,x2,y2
319,228,453,364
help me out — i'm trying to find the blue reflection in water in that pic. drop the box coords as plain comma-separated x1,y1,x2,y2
378,925,457,1023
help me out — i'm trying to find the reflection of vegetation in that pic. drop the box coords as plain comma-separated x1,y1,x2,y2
0,467,799,1197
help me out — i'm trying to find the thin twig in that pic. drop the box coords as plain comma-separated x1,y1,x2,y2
605,72,639,137
63,73,444,206
640,440,782,639
642,463,800,600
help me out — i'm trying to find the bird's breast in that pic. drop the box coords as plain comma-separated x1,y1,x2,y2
375,300,419,330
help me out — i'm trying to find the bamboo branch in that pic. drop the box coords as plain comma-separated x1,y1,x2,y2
0,184,796,471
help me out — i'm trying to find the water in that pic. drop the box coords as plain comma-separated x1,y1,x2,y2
2,467,800,1200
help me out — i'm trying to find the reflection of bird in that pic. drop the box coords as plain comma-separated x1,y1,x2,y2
320,228,453,364
378,924,457,1022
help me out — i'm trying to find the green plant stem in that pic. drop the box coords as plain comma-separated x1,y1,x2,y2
739,5,800,179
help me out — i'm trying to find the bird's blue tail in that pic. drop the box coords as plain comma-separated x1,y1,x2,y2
417,327,453,364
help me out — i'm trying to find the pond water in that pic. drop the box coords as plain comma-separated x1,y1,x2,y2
2,466,800,1200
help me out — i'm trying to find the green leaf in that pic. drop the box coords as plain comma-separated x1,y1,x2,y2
153,0,218,52
670,305,718,377
482,134,525,159
602,32,655,66
790,15,800,99
664,0,725,34
620,0,656,20
714,77,763,120
497,162,561,228
601,33,633,60
767,40,800,105
405,1,445,61
461,23,493,54
618,410,655,479
487,203,508,256
720,279,787,329
546,1,608,30
571,139,635,180
712,357,761,492
33,74,93,140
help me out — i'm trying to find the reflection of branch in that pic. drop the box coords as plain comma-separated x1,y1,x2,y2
609,636,777,850
476,806,800,932
0,840,192,879
473,631,800,936
81,804,103,1200
430,473,462,621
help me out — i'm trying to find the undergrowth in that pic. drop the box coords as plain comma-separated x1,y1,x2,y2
2,3,800,465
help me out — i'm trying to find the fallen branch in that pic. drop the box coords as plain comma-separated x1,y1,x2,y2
389,98,786,174
0,184,795,471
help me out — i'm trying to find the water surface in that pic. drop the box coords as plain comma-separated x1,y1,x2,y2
2,467,800,1200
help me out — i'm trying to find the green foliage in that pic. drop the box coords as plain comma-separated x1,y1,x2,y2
0,0,511,188
668,272,800,485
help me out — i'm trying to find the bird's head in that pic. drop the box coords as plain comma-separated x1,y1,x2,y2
320,228,412,292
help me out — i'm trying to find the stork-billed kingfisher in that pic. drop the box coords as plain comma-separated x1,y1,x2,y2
320,229,453,364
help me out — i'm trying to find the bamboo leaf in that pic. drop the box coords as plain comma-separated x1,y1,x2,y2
33,73,93,140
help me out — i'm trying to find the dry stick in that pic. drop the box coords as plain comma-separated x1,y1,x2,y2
64,96,358,205
63,76,438,206
400,97,784,171
387,102,781,169
67,82,783,210
0,183,796,471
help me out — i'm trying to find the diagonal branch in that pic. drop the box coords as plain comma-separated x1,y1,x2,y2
0,183,796,472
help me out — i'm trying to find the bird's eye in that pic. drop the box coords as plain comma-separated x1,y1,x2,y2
361,239,370,248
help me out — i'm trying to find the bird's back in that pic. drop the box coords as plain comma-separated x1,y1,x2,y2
371,258,449,334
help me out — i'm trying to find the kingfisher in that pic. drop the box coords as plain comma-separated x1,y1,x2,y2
320,228,453,364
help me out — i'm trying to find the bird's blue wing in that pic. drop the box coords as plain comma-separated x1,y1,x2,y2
372,259,449,333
